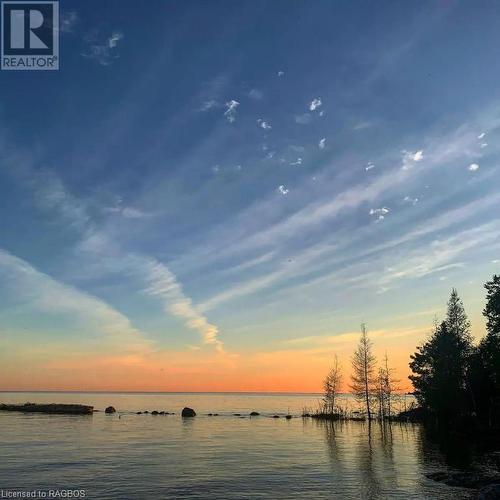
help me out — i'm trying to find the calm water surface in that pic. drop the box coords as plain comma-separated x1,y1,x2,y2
0,392,489,499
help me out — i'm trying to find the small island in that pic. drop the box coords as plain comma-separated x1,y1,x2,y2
0,403,94,415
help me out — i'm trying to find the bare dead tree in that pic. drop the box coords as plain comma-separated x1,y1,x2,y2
376,353,400,419
350,324,376,420
323,354,342,414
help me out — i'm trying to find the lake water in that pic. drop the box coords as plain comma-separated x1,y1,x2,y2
0,392,489,499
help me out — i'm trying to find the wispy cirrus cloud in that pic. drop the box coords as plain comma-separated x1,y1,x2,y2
295,113,312,125
353,121,372,131
249,88,263,100
283,326,429,348
172,118,494,285
0,248,152,355
200,99,219,111
81,30,124,66
59,11,78,33
191,122,500,314
5,159,226,353
104,199,156,219
142,257,224,351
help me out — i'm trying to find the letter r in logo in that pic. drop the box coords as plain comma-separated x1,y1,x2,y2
2,2,54,54
29,9,48,48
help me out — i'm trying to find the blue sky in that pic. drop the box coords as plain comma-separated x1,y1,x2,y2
0,0,499,390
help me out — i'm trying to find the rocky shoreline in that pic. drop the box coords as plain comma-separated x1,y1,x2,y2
0,403,425,421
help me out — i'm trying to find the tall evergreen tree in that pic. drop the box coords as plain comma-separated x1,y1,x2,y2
350,324,376,420
410,321,469,423
484,275,500,340
409,289,473,425
445,288,472,349
446,288,475,409
473,275,500,425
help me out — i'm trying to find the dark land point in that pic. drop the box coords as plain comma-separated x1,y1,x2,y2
0,403,94,415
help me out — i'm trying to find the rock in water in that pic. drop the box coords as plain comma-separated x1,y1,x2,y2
181,407,196,417
428,472,500,490
250,411,260,416
105,406,116,414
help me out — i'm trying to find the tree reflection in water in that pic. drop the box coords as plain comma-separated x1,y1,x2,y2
316,419,482,498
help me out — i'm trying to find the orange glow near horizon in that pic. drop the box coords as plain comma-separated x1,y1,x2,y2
0,331,419,394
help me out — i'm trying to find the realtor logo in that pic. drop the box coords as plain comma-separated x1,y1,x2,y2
1,1,59,70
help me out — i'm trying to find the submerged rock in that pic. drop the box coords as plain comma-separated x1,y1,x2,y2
428,472,500,489
233,413,241,416
104,406,116,414
393,407,425,422
272,415,280,419
182,407,196,417
311,412,342,421
478,484,500,499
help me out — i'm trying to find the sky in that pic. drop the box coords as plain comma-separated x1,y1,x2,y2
0,0,499,392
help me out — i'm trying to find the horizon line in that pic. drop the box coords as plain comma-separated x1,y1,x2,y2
0,389,414,395
0,389,324,395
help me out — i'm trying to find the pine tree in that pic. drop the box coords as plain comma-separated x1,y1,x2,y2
350,324,376,420
445,288,472,350
447,288,476,412
483,275,500,340
474,275,500,425
410,321,471,424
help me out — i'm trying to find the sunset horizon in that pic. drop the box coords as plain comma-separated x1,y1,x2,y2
1,2,500,497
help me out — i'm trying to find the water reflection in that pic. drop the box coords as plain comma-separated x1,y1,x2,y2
0,393,483,499
315,419,476,498
422,426,474,470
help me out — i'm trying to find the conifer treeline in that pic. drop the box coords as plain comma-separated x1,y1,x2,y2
322,274,500,428
410,275,500,429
